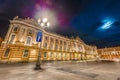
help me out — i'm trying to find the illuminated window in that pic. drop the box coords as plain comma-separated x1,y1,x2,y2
60,40,62,45
55,45,58,50
50,53,52,57
79,46,82,52
44,52,47,58
50,44,53,50
59,53,62,57
55,39,58,50
64,42,66,51
9,34,15,44
23,50,29,57
4,48,10,57
44,42,47,49
64,46,66,51
54,53,56,57
26,37,32,45
50,38,53,50
67,45,70,51
60,46,62,51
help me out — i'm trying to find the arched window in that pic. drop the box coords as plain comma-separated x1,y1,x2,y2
9,34,15,44
26,36,32,45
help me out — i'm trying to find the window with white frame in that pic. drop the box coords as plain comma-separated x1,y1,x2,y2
26,36,32,45
9,34,15,44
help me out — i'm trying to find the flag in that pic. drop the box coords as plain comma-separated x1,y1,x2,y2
36,32,42,42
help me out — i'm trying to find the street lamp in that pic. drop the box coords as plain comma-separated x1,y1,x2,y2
42,18,48,23
34,18,50,70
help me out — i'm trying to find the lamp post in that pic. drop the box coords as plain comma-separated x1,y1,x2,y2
34,18,50,70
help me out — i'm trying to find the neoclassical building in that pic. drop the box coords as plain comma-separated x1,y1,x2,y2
98,47,120,60
0,16,98,63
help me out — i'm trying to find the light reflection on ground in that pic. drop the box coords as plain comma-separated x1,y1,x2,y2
0,61,120,80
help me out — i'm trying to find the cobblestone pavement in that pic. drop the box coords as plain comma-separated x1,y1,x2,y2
0,61,120,80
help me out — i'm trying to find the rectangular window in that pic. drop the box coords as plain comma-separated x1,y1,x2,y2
9,35,15,43
44,43,47,49
26,37,31,45
64,46,66,51
4,48,10,57
60,46,62,51
50,53,52,57
44,52,47,57
60,40,62,45
55,45,58,50
50,44,53,50
23,50,29,57
59,53,61,57
13,26,18,32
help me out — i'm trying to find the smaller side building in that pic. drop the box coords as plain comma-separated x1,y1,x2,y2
84,44,98,60
98,47,120,60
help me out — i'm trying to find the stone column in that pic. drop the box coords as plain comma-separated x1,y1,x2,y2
48,36,50,50
53,38,55,50
41,32,45,48
4,24,13,43
16,25,22,42
33,31,37,44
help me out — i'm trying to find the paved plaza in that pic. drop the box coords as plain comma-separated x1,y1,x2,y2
0,61,120,80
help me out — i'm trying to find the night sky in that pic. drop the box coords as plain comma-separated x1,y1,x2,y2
0,0,120,48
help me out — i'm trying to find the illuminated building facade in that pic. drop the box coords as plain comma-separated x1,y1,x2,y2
98,47,120,60
0,16,98,63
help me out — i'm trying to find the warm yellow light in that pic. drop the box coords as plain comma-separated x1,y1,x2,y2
40,23,45,27
47,22,50,27
42,18,48,23
20,38,23,42
34,9,58,28
34,42,37,44
13,41,15,44
38,18,41,23
31,50,36,55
